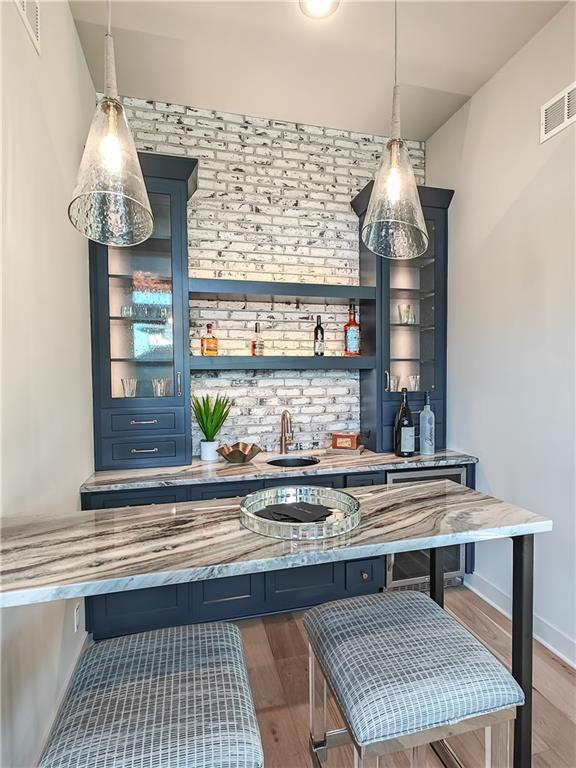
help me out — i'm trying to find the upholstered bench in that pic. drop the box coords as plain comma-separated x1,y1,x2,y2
304,591,524,767
38,623,264,768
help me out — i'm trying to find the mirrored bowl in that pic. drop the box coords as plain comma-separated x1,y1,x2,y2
240,486,360,540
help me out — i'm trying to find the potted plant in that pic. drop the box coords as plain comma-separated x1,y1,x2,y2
192,394,233,461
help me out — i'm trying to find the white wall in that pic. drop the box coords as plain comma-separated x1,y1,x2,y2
0,2,95,765
427,3,575,664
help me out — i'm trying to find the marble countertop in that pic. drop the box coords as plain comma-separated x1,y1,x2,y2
80,448,478,493
1,480,550,608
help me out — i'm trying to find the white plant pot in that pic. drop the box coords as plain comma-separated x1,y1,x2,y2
200,440,219,462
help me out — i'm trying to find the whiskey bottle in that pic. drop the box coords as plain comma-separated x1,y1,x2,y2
250,322,265,356
314,316,325,356
200,323,218,356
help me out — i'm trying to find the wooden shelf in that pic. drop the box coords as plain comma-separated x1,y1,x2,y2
189,355,376,371
189,278,376,304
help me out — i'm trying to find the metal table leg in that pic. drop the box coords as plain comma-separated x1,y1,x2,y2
430,546,445,607
512,534,534,768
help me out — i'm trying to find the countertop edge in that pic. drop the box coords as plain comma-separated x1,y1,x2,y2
80,451,479,494
0,517,551,609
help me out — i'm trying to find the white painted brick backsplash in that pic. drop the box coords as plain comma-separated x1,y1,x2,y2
113,94,425,453
191,370,360,452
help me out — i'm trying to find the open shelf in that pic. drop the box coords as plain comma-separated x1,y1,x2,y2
110,316,170,324
189,355,376,371
111,358,173,364
390,288,434,300
189,278,376,304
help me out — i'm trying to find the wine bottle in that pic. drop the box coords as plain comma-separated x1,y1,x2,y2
250,322,264,356
419,391,435,455
314,315,325,356
344,303,361,356
394,388,415,457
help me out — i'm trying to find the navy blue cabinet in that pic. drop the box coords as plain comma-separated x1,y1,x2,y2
353,185,454,453
89,154,197,470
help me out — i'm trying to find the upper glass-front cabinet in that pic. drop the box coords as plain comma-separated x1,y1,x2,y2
387,219,437,395
354,185,453,453
90,154,197,471
108,192,179,400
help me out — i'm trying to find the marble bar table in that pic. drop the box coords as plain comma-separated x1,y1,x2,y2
0,480,552,768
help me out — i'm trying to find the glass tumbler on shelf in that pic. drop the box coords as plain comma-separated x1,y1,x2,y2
152,377,170,397
121,378,138,397
398,304,415,325
408,375,420,392
389,375,400,392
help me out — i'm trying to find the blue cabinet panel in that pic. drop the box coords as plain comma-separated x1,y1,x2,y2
188,480,264,500
82,487,188,510
265,563,345,610
86,584,189,640
345,557,385,594
263,474,344,489
191,574,266,622
102,408,185,436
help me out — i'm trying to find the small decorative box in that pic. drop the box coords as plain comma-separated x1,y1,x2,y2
331,432,361,450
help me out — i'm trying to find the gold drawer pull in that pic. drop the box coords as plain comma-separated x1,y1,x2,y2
130,447,159,454
130,419,159,425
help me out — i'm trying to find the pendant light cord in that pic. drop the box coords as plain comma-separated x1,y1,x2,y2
390,0,401,140
104,0,118,100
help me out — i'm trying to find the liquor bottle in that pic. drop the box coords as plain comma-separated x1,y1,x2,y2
344,303,361,356
394,388,415,457
250,322,265,356
200,323,218,356
314,315,325,356
419,391,435,455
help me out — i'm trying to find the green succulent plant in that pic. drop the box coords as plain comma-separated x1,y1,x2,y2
192,394,233,442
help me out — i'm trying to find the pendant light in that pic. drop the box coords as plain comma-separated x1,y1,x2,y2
361,0,428,260
68,1,153,247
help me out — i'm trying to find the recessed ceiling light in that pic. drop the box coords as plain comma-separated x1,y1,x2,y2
299,0,340,19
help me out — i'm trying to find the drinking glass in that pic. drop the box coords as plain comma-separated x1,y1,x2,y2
408,375,420,392
152,377,170,397
121,378,138,397
389,375,400,392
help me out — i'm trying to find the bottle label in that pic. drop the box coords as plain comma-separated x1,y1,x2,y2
315,340,325,354
401,427,415,453
346,327,360,354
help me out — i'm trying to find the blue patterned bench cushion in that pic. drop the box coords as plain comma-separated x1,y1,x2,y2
303,591,524,746
38,623,263,768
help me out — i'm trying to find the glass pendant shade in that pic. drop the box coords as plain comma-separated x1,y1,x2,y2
68,97,153,246
361,138,429,259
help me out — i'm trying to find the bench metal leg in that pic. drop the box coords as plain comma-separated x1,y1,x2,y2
309,643,327,762
411,744,428,767
355,750,379,767
485,720,512,768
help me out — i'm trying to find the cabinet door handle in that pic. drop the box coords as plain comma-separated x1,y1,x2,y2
384,369,390,392
130,419,158,426
176,371,182,397
130,447,159,454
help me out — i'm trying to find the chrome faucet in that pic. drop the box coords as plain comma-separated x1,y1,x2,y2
279,410,294,454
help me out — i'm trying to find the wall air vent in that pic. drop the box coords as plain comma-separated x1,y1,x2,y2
13,0,40,55
540,82,576,143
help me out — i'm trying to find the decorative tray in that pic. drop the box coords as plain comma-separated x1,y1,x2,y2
240,486,360,541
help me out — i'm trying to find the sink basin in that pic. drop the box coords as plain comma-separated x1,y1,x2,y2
267,456,320,468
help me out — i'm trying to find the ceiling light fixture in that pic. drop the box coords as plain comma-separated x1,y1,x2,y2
361,0,428,260
299,0,340,20
68,0,153,247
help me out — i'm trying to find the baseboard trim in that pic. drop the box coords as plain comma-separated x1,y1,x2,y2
31,631,90,767
464,573,576,669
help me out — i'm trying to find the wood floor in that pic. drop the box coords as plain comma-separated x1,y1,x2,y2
237,587,576,768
